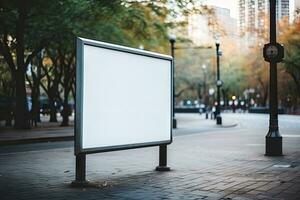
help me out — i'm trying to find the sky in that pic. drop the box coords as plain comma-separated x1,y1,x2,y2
204,0,238,19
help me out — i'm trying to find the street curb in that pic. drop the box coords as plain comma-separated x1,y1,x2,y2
0,135,74,146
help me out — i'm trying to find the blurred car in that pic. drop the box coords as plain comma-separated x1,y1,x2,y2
177,99,207,113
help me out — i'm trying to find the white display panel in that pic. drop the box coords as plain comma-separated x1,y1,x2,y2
75,38,172,154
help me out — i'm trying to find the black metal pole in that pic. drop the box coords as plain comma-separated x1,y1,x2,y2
156,145,170,171
216,43,222,125
265,0,282,156
71,153,89,187
170,39,177,129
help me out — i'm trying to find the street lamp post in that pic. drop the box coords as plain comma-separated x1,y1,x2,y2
263,0,284,156
202,64,209,119
169,35,177,129
215,41,222,125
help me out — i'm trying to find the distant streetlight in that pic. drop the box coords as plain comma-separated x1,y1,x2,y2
138,44,144,50
215,39,222,125
169,34,177,129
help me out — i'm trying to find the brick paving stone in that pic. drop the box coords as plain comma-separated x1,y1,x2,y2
0,113,299,200
255,182,280,192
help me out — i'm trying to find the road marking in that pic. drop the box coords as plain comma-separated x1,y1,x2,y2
272,164,292,168
282,135,300,138
0,147,72,156
246,144,264,146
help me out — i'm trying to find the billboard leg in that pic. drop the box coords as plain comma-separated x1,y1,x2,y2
156,145,171,171
71,154,89,187
216,115,222,125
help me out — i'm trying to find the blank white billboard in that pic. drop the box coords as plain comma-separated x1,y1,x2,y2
75,37,172,154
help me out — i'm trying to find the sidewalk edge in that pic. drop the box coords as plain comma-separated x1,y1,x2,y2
0,136,74,146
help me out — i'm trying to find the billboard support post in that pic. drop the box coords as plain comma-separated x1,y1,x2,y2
156,145,170,171
71,153,89,187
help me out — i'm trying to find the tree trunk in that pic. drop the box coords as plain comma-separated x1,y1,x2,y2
14,69,29,129
35,61,42,123
60,88,69,126
60,53,74,127
262,84,269,107
30,82,40,126
13,0,31,129
289,71,300,97
28,65,40,126
48,93,58,122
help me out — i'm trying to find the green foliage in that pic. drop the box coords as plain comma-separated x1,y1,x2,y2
282,21,300,101
0,59,13,97
221,58,247,98
0,0,209,125
174,46,214,102
284,31,300,85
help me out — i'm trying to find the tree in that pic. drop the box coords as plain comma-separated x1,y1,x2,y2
0,0,207,128
25,53,45,126
0,0,127,127
279,19,300,111
47,0,194,126
0,59,14,126
0,1,69,128
39,49,62,122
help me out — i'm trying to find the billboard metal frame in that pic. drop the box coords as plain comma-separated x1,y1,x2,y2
75,37,173,155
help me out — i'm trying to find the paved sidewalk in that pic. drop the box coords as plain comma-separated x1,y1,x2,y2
0,115,74,145
0,126,74,145
0,113,299,200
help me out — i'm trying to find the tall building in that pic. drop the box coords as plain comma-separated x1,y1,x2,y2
279,0,290,18
187,6,238,46
238,0,291,37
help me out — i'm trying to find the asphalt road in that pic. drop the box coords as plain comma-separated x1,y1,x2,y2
0,113,299,155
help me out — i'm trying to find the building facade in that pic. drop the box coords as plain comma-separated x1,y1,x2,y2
238,0,291,36
187,6,238,46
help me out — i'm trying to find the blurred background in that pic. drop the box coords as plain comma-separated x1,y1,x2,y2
0,0,299,129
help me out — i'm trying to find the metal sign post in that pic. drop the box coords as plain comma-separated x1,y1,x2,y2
71,154,89,187
263,0,284,156
156,145,171,171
